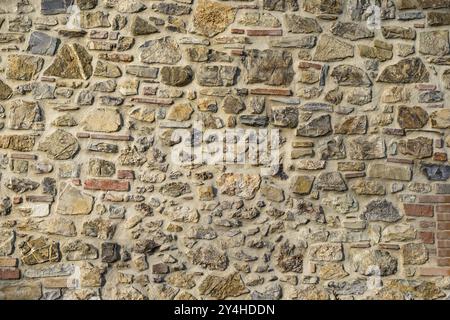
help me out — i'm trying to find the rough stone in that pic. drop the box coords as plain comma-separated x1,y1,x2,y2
364,199,402,223
244,49,294,86
38,129,79,160
44,44,93,79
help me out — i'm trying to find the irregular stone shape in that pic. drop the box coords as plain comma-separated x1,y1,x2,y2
167,103,194,121
20,237,60,265
27,31,59,56
192,0,236,37
419,30,450,56
152,2,190,15
327,278,367,296
101,242,120,263
82,108,121,132
297,115,332,137
419,91,444,103
238,12,281,27
160,182,191,197
364,199,402,223
187,245,228,271
62,240,98,260
309,243,344,262
270,105,298,128
421,163,450,181
7,54,44,81
292,175,315,195
260,182,284,202
126,65,158,79
313,35,354,62
375,279,445,300
8,100,43,130
140,37,182,64
402,243,428,265
398,137,433,159
320,136,345,160
94,60,122,78
239,115,269,127
199,273,248,299
382,26,416,40
331,65,371,87
285,15,322,33
351,180,386,195
39,217,77,237
397,105,429,129
0,135,35,151
377,58,429,83
56,183,94,215
0,80,12,100
348,136,385,160
428,11,450,26
44,43,92,79
216,173,261,200
41,0,73,15
330,21,374,40
430,109,450,129
244,49,294,86
0,230,14,255
129,106,155,123
316,172,347,191
323,194,358,214
367,163,412,181
5,177,39,193
319,263,349,280
221,95,245,114
80,11,110,29
303,0,343,13
276,241,303,273
131,16,158,36
88,158,115,177
382,224,416,242
197,65,238,86
352,250,397,276
38,129,79,160
82,218,116,240
358,42,393,62
160,66,194,87
334,115,367,134
251,283,282,300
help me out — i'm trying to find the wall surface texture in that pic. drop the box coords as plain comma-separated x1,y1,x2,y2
1,0,450,300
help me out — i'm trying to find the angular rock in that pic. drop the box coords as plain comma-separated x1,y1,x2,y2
216,173,261,200
285,15,322,33
160,182,191,197
348,136,385,160
297,115,332,137
140,37,182,64
7,54,44,81
330,21,374,40
364,199,402,223
430,109,450,129
222,95,245,114
62,240,98,260
402,243,428,265
8,100,43,130
270,105,298,128
352,250,397,276
44,44,92,80
382,26,416,40
398,137,433,159
82,108,121,132
377,58,429,83
192,0,236,38
41,0,73,15
397,105,429,129
382,224,416,242
38,129,79,160
334,115,367,134
94,60,122,78
0,135,35,152
291,175,315,195
197,65,238,87
187,245,228,271
27,31,59,56
160,66,194,87
244,49,294,86
421,163,450,181
313,35,354,62
316,172,347,191
331,65,371,87
20,237,60,265
419,30,450,56
309,243,344,262
199,273,248,299
131,16,158,36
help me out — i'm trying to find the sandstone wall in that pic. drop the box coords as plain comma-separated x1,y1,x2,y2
1,0,450,300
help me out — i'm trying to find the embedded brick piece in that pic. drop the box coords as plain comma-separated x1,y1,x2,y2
403,204,434,217
84,179,130,191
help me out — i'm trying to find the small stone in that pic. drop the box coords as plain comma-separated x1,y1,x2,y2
377,58,429,83
238,12,281,28
160,182,191,197
319,263,349,280
348,136,385,160
101,242,121,263
7,54,44,81
430,109,450,129
222,95,245,114
364,199,402,223
140,37,182,64
8,100,43,130
197,65,238,87
428,11,450,26
330,65,371,87
397,105,429,129
199,273,248,299
330,21,374,40
291,175,315,195
316,172,347,191
382,224,416,242
27,31,59,56
309,243,344,262
351,180,386,195
216,173,261,200
41,0,73,15
94,60,122,78
80,11,110,29
131,16,158,36
327,278,367,296
421,163,450,181
0,230,14,255
0,135,35,152
160,66,194,87
187,245,228,271
322,194,358,214
244,49,294,86
382,26,416,40
62,240,98,261
334,115,367,134
239,115,269,127
260,182,284,202
88,158,115,177
352,250,397,276
270,105,298,128
285,15,322,33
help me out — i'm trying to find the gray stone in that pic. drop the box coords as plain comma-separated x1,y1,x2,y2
364,199,402,222
330,21,374,40
27,32,59,56
316,172,347,191
297,115,332,137
244,49,294,86
140,37,182,64
377,58,429,83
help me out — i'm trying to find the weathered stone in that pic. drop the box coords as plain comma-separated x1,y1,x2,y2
319,263,349,280
0,135,35,152
7,54,44,81
221,95,245,114
44,44,92,79
80,11,110,29
330,21,374,40
303,0,343,14
316,172,347,191
430,109,450,129
375,279,445,300
62,240,98,261
358,41,393,61
421,163,450,181
167,103,194,121
377,58,429,83
197,65,238,87
364,199,402,223
331,65,371,87
38,129,79,160
285,15,322,33
398,137,433,159
140,37,182,64
260,182,284,202
297,115,332,137
160,182,191,197
20,237,60,265
82,108,121,132
334,115,367,134
382,26,416,40
291,175,315,195
323,194,358,214
397,105,429,129
199,273,248,299
348,136,385,160
352,249,397,276
0,282,42,300
27,31,59,56
270,105,298,128
244,49,294,86
313,35,354,62
419,30,450,56
382,224,416,242
402,243,428,265
216,173,261,200
93,60,122,78
131,16,158,36
41,0,73,15
160,66,194,87
367,164,412,181
238,12,281,27
5,177,39,193
239,115,269,127
8,100,43,130
187,245,228,271
192,0,236,38
0,230,14,255
327,278,367,296
428,11,450,26
309,243,344,262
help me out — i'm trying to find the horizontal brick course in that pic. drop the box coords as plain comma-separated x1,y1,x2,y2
0,268,20,280
403,204,434,217
84,179,130,192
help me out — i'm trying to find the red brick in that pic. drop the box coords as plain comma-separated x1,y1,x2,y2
90,134,132,141
76,132,90,138
231,28,244,34
230,50,244,56
437,258,450,266
117,170,135,180
418,231,435,244
438,222,450,230
249,88,292,96
84,179,129,192
438,249,450,257
438,240,450,248
437,213,450,220
0,257,17,268
419,220,436,228
26,195,53,203
11,153,37,160
246,29,283,36
437,231,450,240
416,84,436,90
72,178,81,186
403,204,434,217
419,267,450,276
418,195,450,203
434,152,448,162
298,61,322,70
436,205,450,213
0,268,20,280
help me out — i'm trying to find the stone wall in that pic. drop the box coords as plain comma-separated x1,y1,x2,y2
0,0,450,300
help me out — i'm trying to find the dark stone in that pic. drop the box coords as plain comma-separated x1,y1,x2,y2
101,242,120,263
41,0,73,15
160,66,194,87
240,115,269,127
421,163,450,181
27,31,60,56
364,199,401,222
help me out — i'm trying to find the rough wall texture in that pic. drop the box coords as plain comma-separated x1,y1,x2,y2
1,0,450,300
